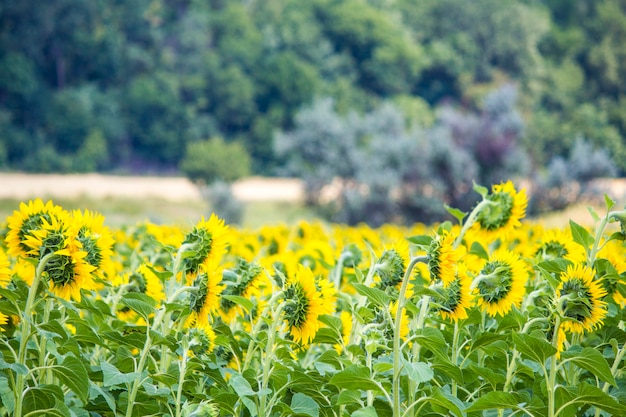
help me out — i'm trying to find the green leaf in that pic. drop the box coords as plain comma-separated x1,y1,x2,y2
407,234,433,247
291,393,320,417
473,182,489,198
229,374,256,397
569,220,594,251
466,391,521,412
52,356,89,403
22,385,68,417
352,283,391,308
429,388,465,417
555,382,626,416
120,292,156,320
560,347,616,386
336,390,363,406
351,406,378,417
512,332,557,365
100,362,141,387
329,365,380,391
0,377,14,414
444,204,468,224
402,360,433,384
605,194,616,211
587,206,601,223
468,241,489,260
312,327,342,345
221,295,254,315
89,383,116,414
413,328,448,360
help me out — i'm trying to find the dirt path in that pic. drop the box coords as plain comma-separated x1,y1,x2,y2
0,173,304,203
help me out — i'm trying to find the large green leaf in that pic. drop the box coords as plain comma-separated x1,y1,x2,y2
0,377,14,414
229,374,256,397
329,365,380,391
512,332,557,365
120,292,156,320
291,393,320,417
560,347,616,386
52,356,89,403
569,220,593,251
352,283,392,307
555,382,626,416
352,406,378,417
100,362,141,388
402,360,433,384
22,385,69,417
465,391,521,412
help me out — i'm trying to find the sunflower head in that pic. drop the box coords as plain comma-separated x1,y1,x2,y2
374,249,405,290
557,264,607,334
475,181,527,238
0,249,11,288
474,250,527,317
185,260,223,329
219,258,265,322
428,231,460,286
72,209,115,280
282,264,323,345
533,229,586,264
188,325,217,356
182,214,229,276
5,199,67,258
436,263,473,321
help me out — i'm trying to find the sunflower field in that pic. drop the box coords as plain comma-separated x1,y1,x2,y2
1,181,626,417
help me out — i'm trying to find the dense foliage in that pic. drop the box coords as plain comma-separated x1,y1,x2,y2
2,182,626,416
0,0,625,177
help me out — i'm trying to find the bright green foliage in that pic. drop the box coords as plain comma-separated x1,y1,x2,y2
180,137,251,184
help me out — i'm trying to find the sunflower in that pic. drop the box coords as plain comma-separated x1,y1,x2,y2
474,249,527,317
5,199,67,258
597,241,626,306
21,212,97,301
136,263,166,304
315,275,337,316
0,249,11,288
474,181,527,239
373,239,410,291
188,325,217,355
532,229,586,264
282,264,324,345
437,263,473,322
428,230,461,286
219,258,268,323
185,259,223,329
72,209,115,281
47,246,97,302
181,214,230,277
557,264,607,334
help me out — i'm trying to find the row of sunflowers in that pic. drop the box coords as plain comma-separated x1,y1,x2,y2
0,181,626,417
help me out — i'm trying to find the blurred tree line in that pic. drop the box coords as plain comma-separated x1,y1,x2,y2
0,0,624,222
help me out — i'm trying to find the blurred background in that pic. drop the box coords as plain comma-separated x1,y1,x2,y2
0,0,625,227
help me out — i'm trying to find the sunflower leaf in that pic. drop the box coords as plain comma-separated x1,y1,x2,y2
604,194,616,211
465,391,522,412
444,204,467,224
329,365,380,391
569,220,594,251
51,356,90,403
352,283,391,308
473,182,489,198
560,347,616,386
512,332,557,365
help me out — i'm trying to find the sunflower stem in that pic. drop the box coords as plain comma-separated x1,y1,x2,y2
14,251,54,417
258,302,285,417
454,199,495,249
392,255,427,417
175,335,189,417
547,315,561,417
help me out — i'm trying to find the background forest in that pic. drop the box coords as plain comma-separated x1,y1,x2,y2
1,0,625,224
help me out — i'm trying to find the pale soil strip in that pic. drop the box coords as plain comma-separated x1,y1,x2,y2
0,173,304,203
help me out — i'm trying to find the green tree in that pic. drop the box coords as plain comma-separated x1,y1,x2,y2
180,137,251,184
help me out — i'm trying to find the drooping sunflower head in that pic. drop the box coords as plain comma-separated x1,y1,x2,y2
5,199,67,258
532,229,586,264
282,264,324,345
46,244,97,302
475,181,527,238
557,264,607,334
182,214,230,276
219,258,266,323
188,325,217,356
436,263,473,322
474,249,527,317
136,263,166,304
373,239,410,291
597,241,626,306
428,230,461,286
185,259,223,329
72,209,115,281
